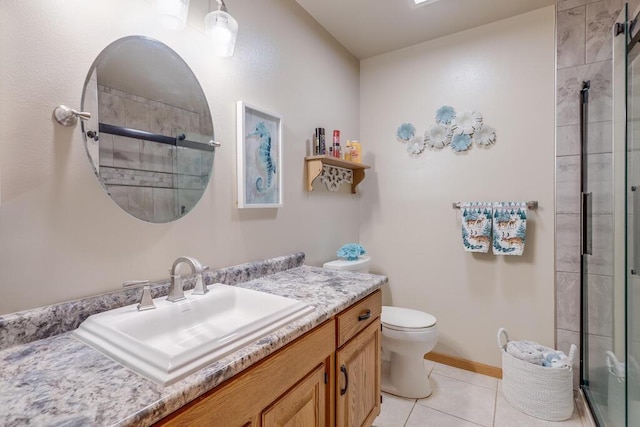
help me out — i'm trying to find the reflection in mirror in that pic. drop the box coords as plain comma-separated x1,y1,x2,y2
81,36,215,223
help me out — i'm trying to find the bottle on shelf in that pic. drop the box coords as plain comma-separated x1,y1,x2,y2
350,140,361,163
313,128,321,155
333,130,340,158
343,140,352,161
319,128,326,155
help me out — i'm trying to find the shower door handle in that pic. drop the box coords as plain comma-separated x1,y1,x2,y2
634,186,640,276
581,192,592,256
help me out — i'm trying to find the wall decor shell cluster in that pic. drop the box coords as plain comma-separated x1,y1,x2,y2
396,106,496,155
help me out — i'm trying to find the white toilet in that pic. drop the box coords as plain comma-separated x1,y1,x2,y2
381,306,437,398
322,255,438,399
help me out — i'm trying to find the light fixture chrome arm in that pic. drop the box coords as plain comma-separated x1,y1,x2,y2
215,0,228,12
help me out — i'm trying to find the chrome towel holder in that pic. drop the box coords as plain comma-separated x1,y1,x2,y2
452,201,539,209
52,105,91,127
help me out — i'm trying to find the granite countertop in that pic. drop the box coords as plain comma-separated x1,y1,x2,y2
0,265,386,426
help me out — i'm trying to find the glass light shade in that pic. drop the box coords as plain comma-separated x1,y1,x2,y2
205,9,238,57
412,0,441,6
154,0,190,30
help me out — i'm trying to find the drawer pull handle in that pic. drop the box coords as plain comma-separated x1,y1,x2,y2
358,310,372,321
340,365,349,396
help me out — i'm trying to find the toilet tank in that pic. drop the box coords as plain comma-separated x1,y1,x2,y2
322,255,371,273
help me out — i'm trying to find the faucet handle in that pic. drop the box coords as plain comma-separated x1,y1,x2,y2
122,280,156,311
192,266,210,296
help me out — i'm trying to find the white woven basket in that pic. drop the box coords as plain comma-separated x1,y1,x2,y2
498,328,576,421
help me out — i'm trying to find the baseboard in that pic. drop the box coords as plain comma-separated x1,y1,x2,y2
425,352,503,379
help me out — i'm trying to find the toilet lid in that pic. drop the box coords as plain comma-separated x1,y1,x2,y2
382,306,437,329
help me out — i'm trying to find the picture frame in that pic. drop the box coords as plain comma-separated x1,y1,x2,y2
236,101,283,208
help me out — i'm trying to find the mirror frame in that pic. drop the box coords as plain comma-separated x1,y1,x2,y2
81,36,216,223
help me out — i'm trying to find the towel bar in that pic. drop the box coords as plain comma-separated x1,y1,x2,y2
452,201,538,209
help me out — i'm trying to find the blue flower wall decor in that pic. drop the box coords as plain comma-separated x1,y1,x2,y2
472,124,496,147
424,123,451,149
451,134,472,152
396,123,416,142
451,110,482,135
407,139,426,155
435,106,456,124
396,106,496,155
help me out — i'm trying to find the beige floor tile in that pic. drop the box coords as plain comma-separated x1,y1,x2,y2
424,359,436,375
494,392,583,427
416,373,496,427
432,362,498,390
405,404,484,427
372,392,416,427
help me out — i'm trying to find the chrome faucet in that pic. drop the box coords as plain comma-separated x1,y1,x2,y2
167,256,208,302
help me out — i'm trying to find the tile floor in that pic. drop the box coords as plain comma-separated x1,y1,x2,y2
373,361,590,427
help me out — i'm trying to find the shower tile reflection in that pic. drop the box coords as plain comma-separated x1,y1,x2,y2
558,7,586,69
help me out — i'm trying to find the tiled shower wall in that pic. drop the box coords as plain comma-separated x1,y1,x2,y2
555,0,636,389
97,86,214,222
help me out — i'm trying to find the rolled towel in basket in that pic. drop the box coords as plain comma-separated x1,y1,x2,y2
506,340,554,366
542,350,570,368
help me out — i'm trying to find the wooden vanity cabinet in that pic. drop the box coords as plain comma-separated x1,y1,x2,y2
262,363,327,426
156,320,334,427
335,291,382,427
156,290,381,427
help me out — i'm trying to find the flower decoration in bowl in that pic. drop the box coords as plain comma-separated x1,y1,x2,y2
396,123,416,142
424,123,451,149
337,243,366,261
452,111,482,135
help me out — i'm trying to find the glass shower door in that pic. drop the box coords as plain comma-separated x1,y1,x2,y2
581,5,627,426
627,3,640,424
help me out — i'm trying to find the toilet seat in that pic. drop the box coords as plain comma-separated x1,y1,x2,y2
382,306,437,332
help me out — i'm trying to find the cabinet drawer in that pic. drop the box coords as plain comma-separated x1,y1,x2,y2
336,290,381,347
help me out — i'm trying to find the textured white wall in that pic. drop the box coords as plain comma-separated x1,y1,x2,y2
359,7,556,367
0,0,360,314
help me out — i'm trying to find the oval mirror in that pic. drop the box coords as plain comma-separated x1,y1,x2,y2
81,36,215,223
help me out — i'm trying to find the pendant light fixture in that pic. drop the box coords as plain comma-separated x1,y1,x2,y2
205,0,238,57
153,0,191,30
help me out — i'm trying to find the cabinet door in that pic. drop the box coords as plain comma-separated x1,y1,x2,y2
156,321,335,427
336,319,381,427
262,363,327,427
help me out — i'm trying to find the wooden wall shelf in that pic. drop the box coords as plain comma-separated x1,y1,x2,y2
304,156,370,194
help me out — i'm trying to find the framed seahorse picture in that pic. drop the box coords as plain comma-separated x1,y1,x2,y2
236,101,283,208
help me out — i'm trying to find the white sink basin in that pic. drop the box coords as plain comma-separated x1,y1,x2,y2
73,283,314,385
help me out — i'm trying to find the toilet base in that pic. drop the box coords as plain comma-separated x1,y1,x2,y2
381,354,432,399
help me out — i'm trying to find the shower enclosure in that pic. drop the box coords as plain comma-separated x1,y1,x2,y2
580,3,639,425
